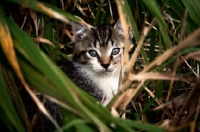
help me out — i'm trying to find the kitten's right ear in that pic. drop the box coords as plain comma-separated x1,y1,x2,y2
114,20,134,40
71,22,88,42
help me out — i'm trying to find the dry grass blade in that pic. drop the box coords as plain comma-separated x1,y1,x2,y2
25,86,63,132
0,19,24,85
32,38,55,48
115,0,130,65
173,77,200,125
177,51,200,66
129,72,193,82
37,3,70,24
145,87,173,118
28,9,38,36
45,95,84,118
153,93,188,110
113,81,145,110
162,77,200,131
141,28,200,73
126,26,149,74
112,88,135,110
165,50,200,104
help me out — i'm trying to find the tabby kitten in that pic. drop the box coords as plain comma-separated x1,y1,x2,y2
62,21,133,105
17,21,132,132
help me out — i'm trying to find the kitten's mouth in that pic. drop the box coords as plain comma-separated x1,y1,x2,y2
93,68,114,73
101,69,113,73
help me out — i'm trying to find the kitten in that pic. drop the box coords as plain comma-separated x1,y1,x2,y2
61,20,133,105
18,21,133,132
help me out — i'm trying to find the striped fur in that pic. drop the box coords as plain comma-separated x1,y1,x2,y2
66,21,133,105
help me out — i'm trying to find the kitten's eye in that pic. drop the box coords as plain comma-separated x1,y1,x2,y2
111,48,120,55
88,50,98,57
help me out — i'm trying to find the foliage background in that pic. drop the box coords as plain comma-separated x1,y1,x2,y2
0,0,200,132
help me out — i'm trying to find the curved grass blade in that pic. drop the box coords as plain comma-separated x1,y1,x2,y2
6,0,87,25
0,17,25,88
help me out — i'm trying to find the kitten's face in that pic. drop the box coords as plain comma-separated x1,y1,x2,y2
72,21,132,74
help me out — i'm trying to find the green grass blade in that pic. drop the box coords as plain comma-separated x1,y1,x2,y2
121,120,166,132
141,0,171,49
182,0,200,25
94,0,105,25
0,65,26,132
3,68,32,131
149,29,157,62
167,0,198,34
123,0,140,42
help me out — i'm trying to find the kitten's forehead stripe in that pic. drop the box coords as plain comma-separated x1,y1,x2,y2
111,40,114,46
94,25,113,47
93,30,98,48
93,36,96,48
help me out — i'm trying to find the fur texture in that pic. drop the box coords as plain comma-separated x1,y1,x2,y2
61,21,133,105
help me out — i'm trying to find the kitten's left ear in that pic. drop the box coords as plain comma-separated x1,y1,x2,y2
71,22,89,43
114,20,134,40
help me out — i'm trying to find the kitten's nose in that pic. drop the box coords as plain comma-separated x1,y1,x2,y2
101,63,110,70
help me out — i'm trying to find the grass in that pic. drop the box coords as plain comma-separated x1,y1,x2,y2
0,0,200,132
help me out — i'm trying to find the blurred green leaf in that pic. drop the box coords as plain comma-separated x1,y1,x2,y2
0,6,6,16
0,65,26,132
121,119,166,132
3,68,32,131
76,124,94,132
182,0,200,25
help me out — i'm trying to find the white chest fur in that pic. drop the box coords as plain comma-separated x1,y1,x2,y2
95,68,121,106
80,65,121,106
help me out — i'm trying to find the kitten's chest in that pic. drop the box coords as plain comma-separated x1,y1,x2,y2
94,68,121,105
99,75,119,94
